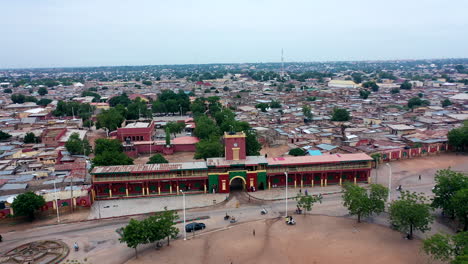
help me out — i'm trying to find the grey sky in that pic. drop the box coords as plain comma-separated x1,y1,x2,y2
1,0,467,68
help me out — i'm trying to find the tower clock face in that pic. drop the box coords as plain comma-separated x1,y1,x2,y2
233,143,238,147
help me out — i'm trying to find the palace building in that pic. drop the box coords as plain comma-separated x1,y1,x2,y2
91,132,373,200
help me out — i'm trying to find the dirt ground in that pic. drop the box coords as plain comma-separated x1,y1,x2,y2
126,215,437,264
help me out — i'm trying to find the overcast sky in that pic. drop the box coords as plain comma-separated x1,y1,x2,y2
1,0,467,68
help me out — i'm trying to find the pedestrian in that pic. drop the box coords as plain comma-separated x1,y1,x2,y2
305,189,308,196
299,189,302,194
253,229,255,236
418,175,421,180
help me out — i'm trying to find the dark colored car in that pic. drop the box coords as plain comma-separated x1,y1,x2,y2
185,222,206,232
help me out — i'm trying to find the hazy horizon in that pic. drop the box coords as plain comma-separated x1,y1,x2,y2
1,0,467,69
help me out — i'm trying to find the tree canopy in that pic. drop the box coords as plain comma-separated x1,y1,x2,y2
448,122,468,152
289,148,306,156
147,154,169,164
11,93,37,104
11,192,46,221
342,183,388,223
65,133,92,156
0,130,12,141
407,97,430,108
302,105,313,121
38,87,48,96
331,108,351,121
359,90,371,99
109,93,132,107
194,136,224,159
362,81,379,92
296,193,322,214
423,232,468,263
400,81,412,90
432,168,468,221
442,99,453,107
389,191,434,239
24,132,39,144
96,108,125,132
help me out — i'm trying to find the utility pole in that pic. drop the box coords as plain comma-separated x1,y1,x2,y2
284,171,288,218
70,175,74,213
53,179,60,223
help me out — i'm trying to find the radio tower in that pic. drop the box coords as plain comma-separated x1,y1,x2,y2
280,48,285,78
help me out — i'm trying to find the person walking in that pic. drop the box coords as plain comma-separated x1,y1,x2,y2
253,229,255,236
418,175,421,180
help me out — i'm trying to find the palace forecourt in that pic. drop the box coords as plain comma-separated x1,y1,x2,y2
91,132,372,200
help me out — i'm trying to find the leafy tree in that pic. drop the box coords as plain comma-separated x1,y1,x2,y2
38,87,48,96
96,108,125,132
289,148,306,156
331,108,351,121
152,101,167,114
296,193,322,214
11,93,26,103
370,153,381,168
147,154,169,164
432,169,468,219
255,103,269,112
158,209,179,246
119,219,146,258
194,136,224,159
194,115,219,140
342,183,388,223
400,81,413,90
165,127,171,146
94,138,124,155
108,93,131,107
82,90,101,102
418,92,424,98
408,97,430,109
0,130,12,141
389,191,434,239
83,119,94,129
36,98,52,106
24,132,39,144
142,80,152,86
423,232,468,263
127,99,151,120
302,105,313,121
4,88,12,93
11,192,46,221
245,129,262,156
65,133,92,155
362,81,379,92
390,88,400,94
448,122,468,152
269,100,282,108
92,151,133,166
306,96,316,101
442,99,453,107
452,189,468,231
223,86,229,91
359,90,371,99
352,73,362,84
190,98,206,116
166,122,185,136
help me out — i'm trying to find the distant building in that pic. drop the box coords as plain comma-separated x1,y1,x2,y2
327,80,358,89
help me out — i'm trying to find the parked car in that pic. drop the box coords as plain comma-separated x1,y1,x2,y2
185,222,206,232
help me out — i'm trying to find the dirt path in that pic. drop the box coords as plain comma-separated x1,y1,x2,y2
125,215,439,264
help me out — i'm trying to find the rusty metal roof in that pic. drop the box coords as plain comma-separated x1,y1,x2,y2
91,161,207,174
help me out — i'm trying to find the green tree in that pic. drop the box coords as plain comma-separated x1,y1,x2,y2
442,99,453,107
448,122,468,152
96,108,125,133
289,148,306,156
194,136,224,159
108,93,131,107
408,97,429,109
370,153,381,168
245,129,262,156
296,193,322,214
432,168,468,219
4,88,12,93
152,101,167,114
65,133,92,155
165,127,171,146
359,90,371,99
166,122,185,136
119,219,146,258
92,151,133,166
190,98,206,117
452,189,468,231
389,191,434,239
24,132,38,144
255,103,269,112
0,130,12,141
83,119,94,129
159,209,179,246
362,81,379,92
302,105,313,121
38,87,48,96
147,154,169,164
94,138,124,156
11,93,26,103
423,232,468,263
400,81,412,90
331,108,351,121
342,183,388,223
142,80,152,86
11,192,46,221
36,98,52,106
194,115,219,140
269,100,282,108
127,99,150,120
390,88,400,94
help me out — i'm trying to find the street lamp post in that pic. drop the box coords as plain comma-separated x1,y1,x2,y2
386,163,392,204
181,190,186,240
284,172,288,218
53,179,60,223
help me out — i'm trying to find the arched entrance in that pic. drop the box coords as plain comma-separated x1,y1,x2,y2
230,176,246,191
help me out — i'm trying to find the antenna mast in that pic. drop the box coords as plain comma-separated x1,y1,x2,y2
281,48,285,78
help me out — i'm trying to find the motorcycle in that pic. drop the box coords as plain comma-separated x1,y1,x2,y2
230,217,237,223
224,213,230,220
396,185,402,192
74,242,79,252
261,208,268,215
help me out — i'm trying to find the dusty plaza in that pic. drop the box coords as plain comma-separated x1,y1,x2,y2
1,153,466,264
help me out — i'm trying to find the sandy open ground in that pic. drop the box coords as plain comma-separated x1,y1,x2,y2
126,215,437,264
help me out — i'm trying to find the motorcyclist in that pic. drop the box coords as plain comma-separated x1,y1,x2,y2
74,242,79,251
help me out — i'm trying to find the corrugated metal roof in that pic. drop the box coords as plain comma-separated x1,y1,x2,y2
91,161,207,174
267,153,372,166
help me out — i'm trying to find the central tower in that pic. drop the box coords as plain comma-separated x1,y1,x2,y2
224,132,246,161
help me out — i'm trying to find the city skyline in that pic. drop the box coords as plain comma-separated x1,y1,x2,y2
1,0,468,68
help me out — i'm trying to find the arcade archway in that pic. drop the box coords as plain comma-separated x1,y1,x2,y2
229,176,246,191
